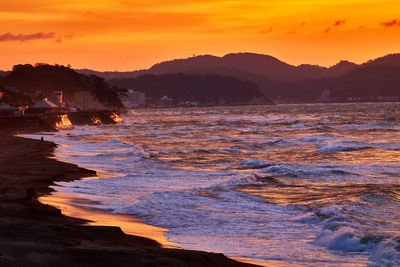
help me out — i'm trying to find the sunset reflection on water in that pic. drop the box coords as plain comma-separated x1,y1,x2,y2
31,103,400,266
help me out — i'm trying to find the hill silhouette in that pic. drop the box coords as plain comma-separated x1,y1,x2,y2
77,52,364,81
77,53,400,82
1,64,124,108
89,53,400,103
0,71,9,77
3,53,399,106
258,65,400,101
362,54,400,68
110,73,266,105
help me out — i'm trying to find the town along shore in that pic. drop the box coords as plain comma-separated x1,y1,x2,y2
0,131,256,266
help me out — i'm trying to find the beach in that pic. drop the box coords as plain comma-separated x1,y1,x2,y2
34,104,399,266
1,103,399,266
0,131,256,266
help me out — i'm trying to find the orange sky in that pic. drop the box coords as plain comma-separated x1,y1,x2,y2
1,0,400,71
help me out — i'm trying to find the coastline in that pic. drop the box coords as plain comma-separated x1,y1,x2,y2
39,183,175,247
0,132,258,266
39,177,275,267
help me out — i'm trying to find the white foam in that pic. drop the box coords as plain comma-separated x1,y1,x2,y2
315,227,376,252
21,104,400,266
297,134,332,143
320,205,342,217
334,123,392,130
208,136,241,142
369,237,400,266
238,159,273,168
318,140,400,152
293,212,322,224
318,141,369,152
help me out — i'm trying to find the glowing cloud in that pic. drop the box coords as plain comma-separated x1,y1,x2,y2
0,32,55,42
324,19,346,33
333,20,346,27
380,19,400,27
0,0,400,70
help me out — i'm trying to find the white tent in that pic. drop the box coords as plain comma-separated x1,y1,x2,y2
32,98,59,109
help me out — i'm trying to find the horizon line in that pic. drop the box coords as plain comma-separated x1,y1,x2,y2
1,51,399,73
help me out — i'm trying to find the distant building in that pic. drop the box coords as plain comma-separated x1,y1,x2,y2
320,89,330,100
48,90,65,108
30,98,59,113
178,101,199,107
318,89,336,103
159,96,174,107
32,98,59,108
377,96,400,102
120,90,146,108
348,97,361,102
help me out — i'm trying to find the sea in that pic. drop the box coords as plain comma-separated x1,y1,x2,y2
25,103,400,266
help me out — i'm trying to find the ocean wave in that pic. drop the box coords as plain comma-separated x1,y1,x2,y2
369,236,400,267
318,140,400,152
293,212,322,224
298,201,399,265
315,227,382,252
334,123,393,130
95,148,149,160
258,163,358,178
296,134,333,143
263,139,288,146
101,138,131,148
318,141,371,152
208,136,241,142
26,103,400,266
238,159,274,169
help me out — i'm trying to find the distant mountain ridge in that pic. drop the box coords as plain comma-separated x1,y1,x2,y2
255,64,400,101
78,52,400,103
77,53,400,82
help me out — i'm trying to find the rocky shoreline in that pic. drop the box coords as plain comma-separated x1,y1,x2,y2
0,121,257,266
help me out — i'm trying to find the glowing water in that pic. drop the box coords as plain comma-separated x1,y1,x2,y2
55,114,73,129
91,115,102,125
110,112,123,123
25,103,400,266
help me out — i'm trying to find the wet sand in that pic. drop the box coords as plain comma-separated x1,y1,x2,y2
40,190,276,267
0,133,257,266
40,191,175,247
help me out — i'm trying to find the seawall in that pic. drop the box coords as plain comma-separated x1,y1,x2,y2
0,116,56,133
0,110,122,133
68,110,121,126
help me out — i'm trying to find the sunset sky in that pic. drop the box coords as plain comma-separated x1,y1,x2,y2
1,0,400,71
